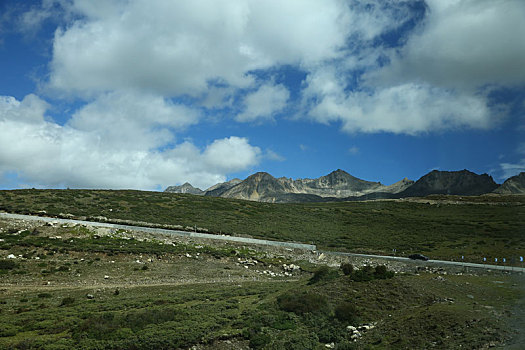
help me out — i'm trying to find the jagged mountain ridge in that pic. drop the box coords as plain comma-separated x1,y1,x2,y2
217,169,413,202
163,169,520,203
165,169,414,202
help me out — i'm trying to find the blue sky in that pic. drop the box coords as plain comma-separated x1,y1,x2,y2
0,0,524,191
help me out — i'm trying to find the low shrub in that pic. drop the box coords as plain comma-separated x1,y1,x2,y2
340,263,354,275
0,259,18,270
277,292,329,315
308,265,339,284
374,265,394,279
334,302,359,324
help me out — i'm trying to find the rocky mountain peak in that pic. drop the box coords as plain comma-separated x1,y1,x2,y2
493,172,525,194
164,182,204,195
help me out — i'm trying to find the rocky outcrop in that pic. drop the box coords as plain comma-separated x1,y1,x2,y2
164,182,204,195
493,172,525,194
203,178,242,197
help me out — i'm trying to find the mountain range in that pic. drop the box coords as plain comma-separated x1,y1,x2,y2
164,169,524,203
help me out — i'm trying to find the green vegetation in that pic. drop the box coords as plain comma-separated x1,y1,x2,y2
1,189,524,263
0,215,523,349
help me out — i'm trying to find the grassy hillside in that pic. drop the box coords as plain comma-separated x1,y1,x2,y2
1,189,524,263
0,218,523,349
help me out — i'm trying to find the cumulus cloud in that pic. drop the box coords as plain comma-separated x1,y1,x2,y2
305,78,492,134
236,83,289,122
300,0,523,135
375,0,525,89
68,91,199,150
48,0,352,97
0,94,260,190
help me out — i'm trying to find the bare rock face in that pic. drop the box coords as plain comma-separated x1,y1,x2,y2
206,170,412,203
397,170,499,197
204,178,242,197
219,172,289,202
164,170,416,203
493,172,525,194
164,183,204,195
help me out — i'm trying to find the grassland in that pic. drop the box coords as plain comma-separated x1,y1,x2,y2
1,217,523,349
0,189,524,264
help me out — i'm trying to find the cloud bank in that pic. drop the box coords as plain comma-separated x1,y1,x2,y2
0,94,260,189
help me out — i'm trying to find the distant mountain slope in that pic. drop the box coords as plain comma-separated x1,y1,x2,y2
397,170,498,197
204,169,414,202
203,178,242,197
288,169,385,197
163,169,508,203
164,182,204,195
219,172,290,202
493,172,525,194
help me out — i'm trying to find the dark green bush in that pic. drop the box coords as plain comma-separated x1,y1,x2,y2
340,263,354,275
277,292,329,315
334,302,359,323
374,265,394,279
60,297,75,307
308,265,339,284
249,333,271,350
0,259,18,270
349,269,373,282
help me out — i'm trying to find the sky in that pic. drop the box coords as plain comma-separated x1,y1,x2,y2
0,0,524,191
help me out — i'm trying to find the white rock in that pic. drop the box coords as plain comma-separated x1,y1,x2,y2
104,275,110,279
347,325,357,331
7,254,16,259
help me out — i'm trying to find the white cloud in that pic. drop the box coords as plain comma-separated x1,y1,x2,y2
373,0,525,89
68,91,199,150
48,0,352,98
0,94,260,190
202,137,261,173
236,83,289,122
304,65,492,134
